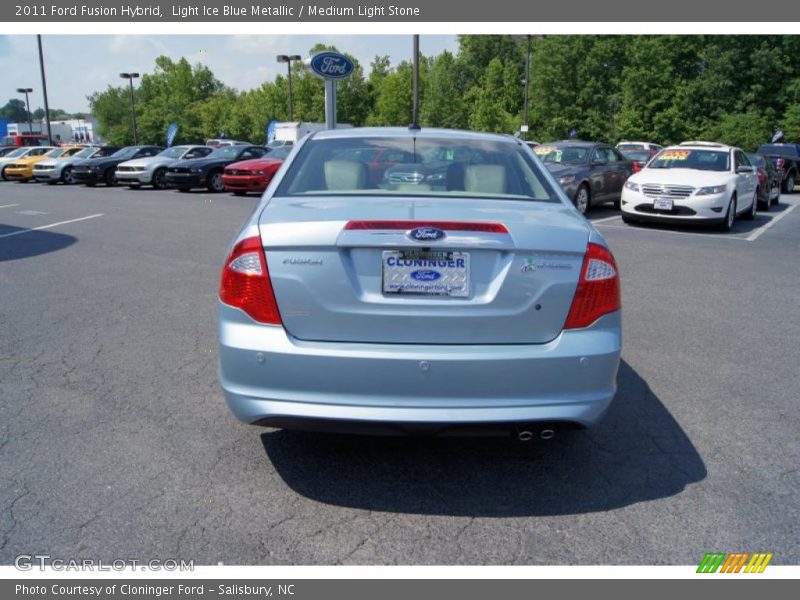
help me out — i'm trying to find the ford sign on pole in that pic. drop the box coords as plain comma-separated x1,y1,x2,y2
309,51,355,80
305,51,354,129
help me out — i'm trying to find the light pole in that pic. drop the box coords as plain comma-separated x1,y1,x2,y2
119,72,140,144
277,54,302,121
16,87,34,134
37,35,53,144
523,35,532,141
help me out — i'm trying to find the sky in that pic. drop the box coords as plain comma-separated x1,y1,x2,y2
0,35,458,115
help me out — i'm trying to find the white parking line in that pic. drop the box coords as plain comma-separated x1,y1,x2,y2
0,213,104,240
0,204,20,209
596,223,744,241
745,203,798,242
591,215,622,224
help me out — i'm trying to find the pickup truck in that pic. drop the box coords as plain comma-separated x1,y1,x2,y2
756,143,800,194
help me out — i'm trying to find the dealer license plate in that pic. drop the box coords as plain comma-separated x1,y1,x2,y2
382,250,470,297
654,198,674,210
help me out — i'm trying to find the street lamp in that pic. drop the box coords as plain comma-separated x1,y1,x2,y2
16,87,34,135
119,72,140,144
277,54,302,121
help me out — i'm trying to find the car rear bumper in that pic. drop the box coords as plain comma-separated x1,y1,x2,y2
218,304,621,432
222,174,267,192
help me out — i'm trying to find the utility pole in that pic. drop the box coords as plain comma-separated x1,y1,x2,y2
37,35,53,144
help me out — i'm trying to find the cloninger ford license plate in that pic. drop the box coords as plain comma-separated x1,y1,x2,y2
382,250,470,297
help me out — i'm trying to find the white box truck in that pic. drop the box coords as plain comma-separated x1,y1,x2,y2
268,122,351,149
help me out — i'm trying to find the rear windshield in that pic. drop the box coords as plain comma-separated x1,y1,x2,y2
617,143,647,152
757,144,799,158
648,149,730,172
620,150,652,162
275,137,558,202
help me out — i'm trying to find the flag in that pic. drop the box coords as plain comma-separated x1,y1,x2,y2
166,123,179,147
568,127,578,140
771,130,784,143
266,120,278,144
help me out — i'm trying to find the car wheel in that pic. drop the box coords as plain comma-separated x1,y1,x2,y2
573,185,590,215
104,169,117,186
152,168,168,190
207,170,224,193
61,166,74,184
719,196,736,232
743,189,757,220
782,172,795,194
0,167,7,181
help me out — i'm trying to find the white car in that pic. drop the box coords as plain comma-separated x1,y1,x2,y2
616,141,663,153
620,142,759,232
115,145,213,189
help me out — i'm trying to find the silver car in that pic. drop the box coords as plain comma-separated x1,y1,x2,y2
116,145,213,189
218,128,622,437
33,146,116,184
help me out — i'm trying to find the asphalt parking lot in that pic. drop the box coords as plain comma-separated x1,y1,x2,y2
1,181,799,565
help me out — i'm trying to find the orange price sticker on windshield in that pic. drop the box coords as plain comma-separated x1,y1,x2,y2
660,150,692,161
533,145,556,155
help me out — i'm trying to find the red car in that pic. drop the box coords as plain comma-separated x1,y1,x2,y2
222,147,291,195
619,149,658,173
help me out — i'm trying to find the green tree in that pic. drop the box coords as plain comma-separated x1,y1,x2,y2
421,51,467,128
0,98,29,122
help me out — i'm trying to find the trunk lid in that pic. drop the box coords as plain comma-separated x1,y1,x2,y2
259,197,591,344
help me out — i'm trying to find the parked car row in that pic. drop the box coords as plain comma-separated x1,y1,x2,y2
0,142,292,196
527,136,796,231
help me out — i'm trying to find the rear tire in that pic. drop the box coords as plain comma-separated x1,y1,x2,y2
0,167,8,181
783,172,795,194
719,196,736,232
104,169,117,187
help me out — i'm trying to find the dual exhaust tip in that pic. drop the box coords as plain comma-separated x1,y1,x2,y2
516,427,556,442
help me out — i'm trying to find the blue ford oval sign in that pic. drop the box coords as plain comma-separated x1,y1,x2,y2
411,270,442,282
408,227,446,242
309,52,354,80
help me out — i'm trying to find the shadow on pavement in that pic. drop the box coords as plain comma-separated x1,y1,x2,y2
0,225,77,262
262,360,706,516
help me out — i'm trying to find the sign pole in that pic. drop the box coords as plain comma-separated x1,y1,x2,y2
325,79,337,130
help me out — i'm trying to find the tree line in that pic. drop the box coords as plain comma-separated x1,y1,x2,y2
87,36,800,151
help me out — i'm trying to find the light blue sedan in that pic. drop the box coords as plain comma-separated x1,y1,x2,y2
218,128,621,439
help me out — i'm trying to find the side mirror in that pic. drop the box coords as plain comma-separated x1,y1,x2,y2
736,166,754,174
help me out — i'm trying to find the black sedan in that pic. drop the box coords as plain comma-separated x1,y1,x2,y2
533,141,633,214
72,146,163,187
746,153,781,210
165,145,269,192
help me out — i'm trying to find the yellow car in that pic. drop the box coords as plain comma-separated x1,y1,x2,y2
4,146,82,182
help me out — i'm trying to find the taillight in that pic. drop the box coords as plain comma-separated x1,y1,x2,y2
757,170,766,185
219,236,282,324
564,243,621,330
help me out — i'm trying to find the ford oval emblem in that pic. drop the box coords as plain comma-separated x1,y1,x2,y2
408,227,446,242
309,52,354,80
410,270,442,282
